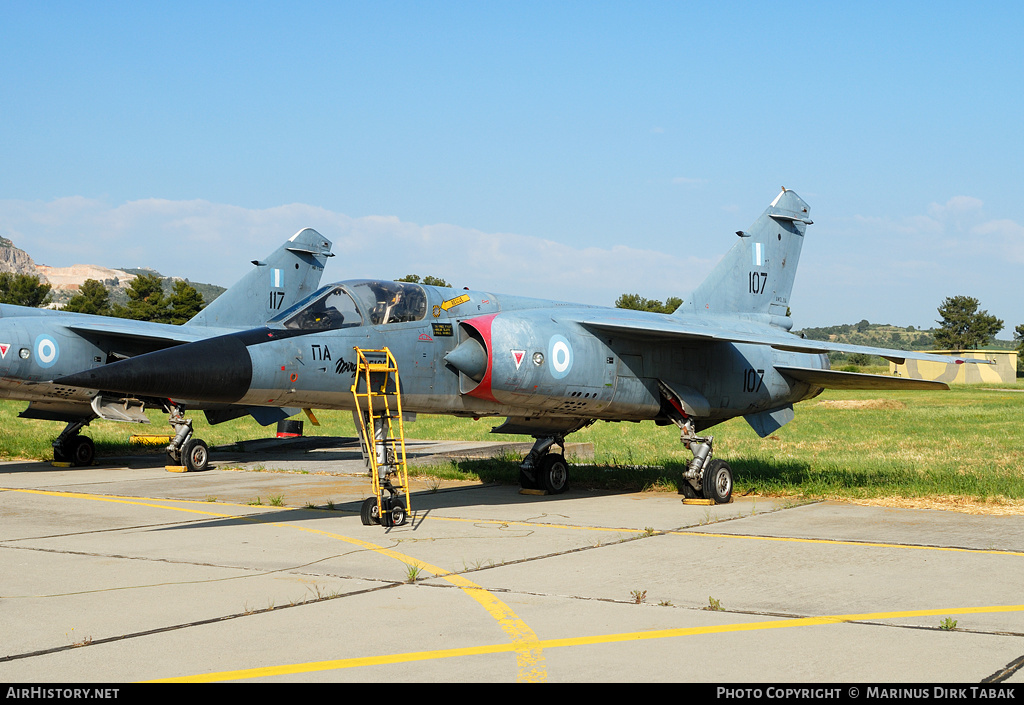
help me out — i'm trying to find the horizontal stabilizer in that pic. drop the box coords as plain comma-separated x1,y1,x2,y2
776,366,949,391
745,405,795,437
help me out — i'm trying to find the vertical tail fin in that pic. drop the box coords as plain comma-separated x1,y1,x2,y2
676,189,811,328
185,228,333,328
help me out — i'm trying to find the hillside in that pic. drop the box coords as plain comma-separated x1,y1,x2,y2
795,320,1017,353
0,238,225,307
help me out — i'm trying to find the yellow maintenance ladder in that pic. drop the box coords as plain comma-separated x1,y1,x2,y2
351,347,410,527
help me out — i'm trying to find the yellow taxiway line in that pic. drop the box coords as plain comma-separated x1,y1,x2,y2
0,487,547,683
148,604,1024,683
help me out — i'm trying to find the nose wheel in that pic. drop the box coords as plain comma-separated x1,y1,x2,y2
361,488,407,527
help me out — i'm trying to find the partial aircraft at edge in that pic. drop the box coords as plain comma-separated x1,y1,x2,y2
52,189,990,503
0,229,334,467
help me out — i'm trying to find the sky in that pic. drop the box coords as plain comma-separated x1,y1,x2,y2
1,1,1022,331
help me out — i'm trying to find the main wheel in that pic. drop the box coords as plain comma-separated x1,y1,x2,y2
68,436,95,467
182,438,209,472
519,467,539,490
701,459,733,504
538,454,569,494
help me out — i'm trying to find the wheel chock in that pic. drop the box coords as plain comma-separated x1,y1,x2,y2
51,462,72,467
165,465,188,473
682,498,715,505
519,488,548,495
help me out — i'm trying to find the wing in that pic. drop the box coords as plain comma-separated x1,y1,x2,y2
575,314,992,366
66,319,221,347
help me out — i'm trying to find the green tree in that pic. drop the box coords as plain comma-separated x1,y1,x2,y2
113,273,170,322
64,279,112,315
167,280,206,324
615,293,682,314
933,295,1003,351
397,274,451,287
0,272,52,307
1014,324,1024,374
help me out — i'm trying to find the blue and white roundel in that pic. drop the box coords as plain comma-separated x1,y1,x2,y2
547,335,573,378
34,334,59,368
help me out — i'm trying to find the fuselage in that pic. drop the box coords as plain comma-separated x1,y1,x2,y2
0,303,231,415
200,279,829,428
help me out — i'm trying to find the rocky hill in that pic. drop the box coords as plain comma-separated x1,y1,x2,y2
0,237,224,306
0,236,41,277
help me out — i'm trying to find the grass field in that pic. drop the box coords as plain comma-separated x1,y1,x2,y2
2,383,1022,512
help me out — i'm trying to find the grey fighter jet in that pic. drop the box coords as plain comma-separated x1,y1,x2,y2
55,190,987,501
0,228,333,467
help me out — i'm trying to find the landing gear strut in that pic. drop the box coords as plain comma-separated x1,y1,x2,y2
52,420,95,466
165,405,209,471
519,436,570,494
679,419,732,504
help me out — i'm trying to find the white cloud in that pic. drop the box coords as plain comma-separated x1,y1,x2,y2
927,195,984,220
0,197,713,308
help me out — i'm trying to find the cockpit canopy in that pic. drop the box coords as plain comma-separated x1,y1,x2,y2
274,280,428,331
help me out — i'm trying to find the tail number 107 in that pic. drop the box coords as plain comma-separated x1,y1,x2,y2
743,368,765,393
749,272,768,294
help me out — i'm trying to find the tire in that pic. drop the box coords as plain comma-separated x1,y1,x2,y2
390,500,407,527
519,467,539,490
360,497,381,525
69,436,95,467
679,480,700,500
539,454,569,495
701,459,733,504
182,438,209,472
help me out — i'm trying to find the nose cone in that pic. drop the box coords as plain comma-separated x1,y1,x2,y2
56,334,253,404
444,337,488,382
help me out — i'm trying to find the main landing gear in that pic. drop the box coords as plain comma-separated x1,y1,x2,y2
519,436,570,495
52,420,95,466
165,405,209,472
678,419,732,504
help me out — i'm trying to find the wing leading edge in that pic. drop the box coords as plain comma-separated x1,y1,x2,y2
576,316,993,367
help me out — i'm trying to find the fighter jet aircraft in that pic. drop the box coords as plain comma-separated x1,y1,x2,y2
54,189,988,501
0,228,333,468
